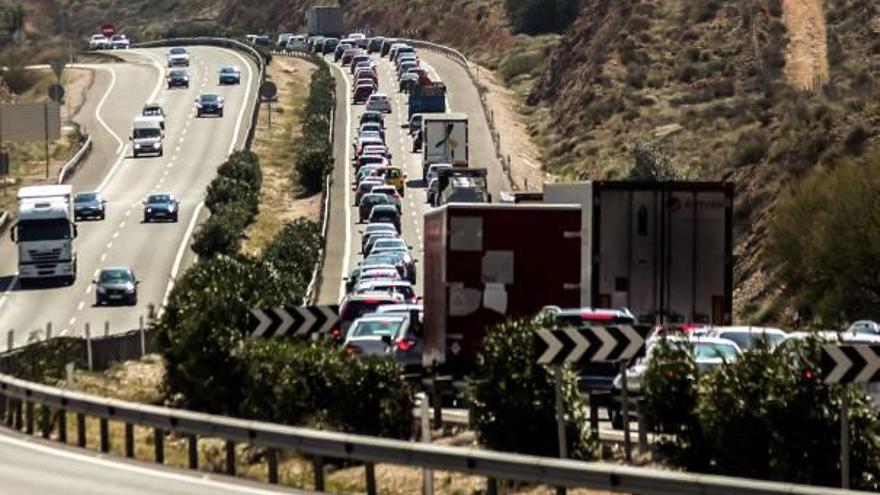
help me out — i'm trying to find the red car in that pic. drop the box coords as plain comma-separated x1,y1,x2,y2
352,84,375,104
341,49,359,65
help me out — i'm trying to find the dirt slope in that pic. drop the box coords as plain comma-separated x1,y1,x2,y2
782,0,829,90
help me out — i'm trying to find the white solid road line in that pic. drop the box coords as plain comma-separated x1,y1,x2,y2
92,66,124,153
0,434,298,495
329,60,353,302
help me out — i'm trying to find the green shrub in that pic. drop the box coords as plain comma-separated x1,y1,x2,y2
628,140,680,181
470,316,596,458
240,339,413,438
498,49,545,83
218,150,262,190
644,336,880,489
296,145,332,194
844,125,869,155
191,201,251,258
730,132,769,167
155,255,297,415
205,176,258,216
261,219,322,299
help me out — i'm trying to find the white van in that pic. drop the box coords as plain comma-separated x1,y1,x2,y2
131,116,163,157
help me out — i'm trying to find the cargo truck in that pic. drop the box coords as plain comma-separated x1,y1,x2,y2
10,185,78,286
408,82,446,121
422,180,733,375
542,181,734,326
305,6,344,36
423,203,583,372
421,113,468,179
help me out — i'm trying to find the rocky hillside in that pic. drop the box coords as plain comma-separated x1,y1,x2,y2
527,0,880,323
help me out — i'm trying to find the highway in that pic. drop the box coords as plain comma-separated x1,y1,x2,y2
0,47,259,347
0,430,310,494
316,49,508,304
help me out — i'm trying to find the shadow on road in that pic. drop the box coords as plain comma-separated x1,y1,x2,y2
0,275,71,293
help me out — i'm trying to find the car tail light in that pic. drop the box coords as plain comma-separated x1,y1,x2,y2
803,368,815,381
396,339,416,352
345,343,362,355
330,327,342,339
581,312,614,321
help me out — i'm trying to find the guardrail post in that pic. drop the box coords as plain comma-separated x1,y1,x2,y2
25,400,34,434
40,404,50,438
225,439,236,475
139,316,146,357
46,322,52,340
7,329,13,352
267,448,279,484
13,399,22,430
588,392,599,435
104,321,110,337
58,409,66,443
365,462,377,495
85,324,93,371
100,417,109,453
76,413,86,447
486,478,498,495
154,428,164,464
188,434,198,469
125,423,135,458
313,456,325,491
637,399,648,452
0,393,6,423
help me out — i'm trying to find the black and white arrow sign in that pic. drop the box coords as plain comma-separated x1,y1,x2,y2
820,344,880,384
535,325,645,365
248,305,340,338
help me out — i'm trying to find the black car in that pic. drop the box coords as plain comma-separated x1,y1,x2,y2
369,204,400,233
166,69,189,88
74,191,106,221
195,94,224,117
360,110,384,128
94,267,138,306
143,193,179,222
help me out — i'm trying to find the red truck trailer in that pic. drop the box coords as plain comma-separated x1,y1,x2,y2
423,203,583,372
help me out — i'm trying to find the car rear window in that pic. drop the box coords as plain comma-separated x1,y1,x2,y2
352,319,402,337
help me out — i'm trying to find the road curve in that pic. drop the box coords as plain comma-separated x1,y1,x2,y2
0,430,310,494
0,46,259,347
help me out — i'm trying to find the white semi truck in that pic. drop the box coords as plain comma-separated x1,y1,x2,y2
10,185,78,285
421,113,468,180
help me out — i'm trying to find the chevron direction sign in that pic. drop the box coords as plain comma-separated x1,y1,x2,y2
535,326,646,365
820,344,880,384
248,305,339,338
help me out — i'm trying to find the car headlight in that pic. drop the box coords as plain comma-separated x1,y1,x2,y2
97,286,106,294
196,103,202,108
125,283,135,293
168,205,176,212
134,143,142,149
153,143,161,149
146,207,152,213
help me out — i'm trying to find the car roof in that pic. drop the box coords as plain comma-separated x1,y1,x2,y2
709,326,786,335
377,304,423,312
369,92,388,98
345,292,401,302
371,204,398,212
148,192,175,199
100,266,132,272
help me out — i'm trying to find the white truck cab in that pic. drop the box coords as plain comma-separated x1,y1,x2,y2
131,116,164,157
11,185,78,285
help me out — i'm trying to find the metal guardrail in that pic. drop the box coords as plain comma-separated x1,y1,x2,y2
57,135,93,184
0,372,862,495
0,211,7,234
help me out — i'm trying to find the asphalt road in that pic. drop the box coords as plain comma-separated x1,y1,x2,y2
0,47,259,347
317,48,508,305
0,430,310,495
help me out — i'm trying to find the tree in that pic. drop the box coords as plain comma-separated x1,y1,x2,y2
768,155,880,324
295,145,332,194
261,219,322,299
470,315,596,458
155,255,297,415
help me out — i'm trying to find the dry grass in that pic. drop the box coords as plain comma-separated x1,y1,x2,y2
242,55,321,256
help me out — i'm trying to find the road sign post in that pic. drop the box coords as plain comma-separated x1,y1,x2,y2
260,81,277,130
820,343,880,488
620,358,632,463
536,325,646,467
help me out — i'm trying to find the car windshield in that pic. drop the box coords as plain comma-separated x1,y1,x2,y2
220,67,238,73
99,269,133,283
719,331,785,350
170,70,187,77
342,300,386,320
351,319,403,338
693,342,739,361
200,95,219,103
133,128,160,139
170,48,186,55
143,107,161,115
147,195,171,204
374,239,406,250
75,193,97,203
16,219,71,242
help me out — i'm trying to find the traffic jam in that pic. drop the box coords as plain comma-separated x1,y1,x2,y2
307,33,430,367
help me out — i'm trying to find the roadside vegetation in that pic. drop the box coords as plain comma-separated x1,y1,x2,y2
642,334,880,490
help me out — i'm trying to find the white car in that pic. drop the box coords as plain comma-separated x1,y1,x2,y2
167,47,190,67
365,93,392,113
110,34,130,49
88,34,110,50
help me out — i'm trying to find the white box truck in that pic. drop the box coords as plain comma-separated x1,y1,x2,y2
422,113,468,180
11,185,78,285
542,181,734,326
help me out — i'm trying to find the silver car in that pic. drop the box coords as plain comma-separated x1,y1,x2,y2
343,314,421,370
